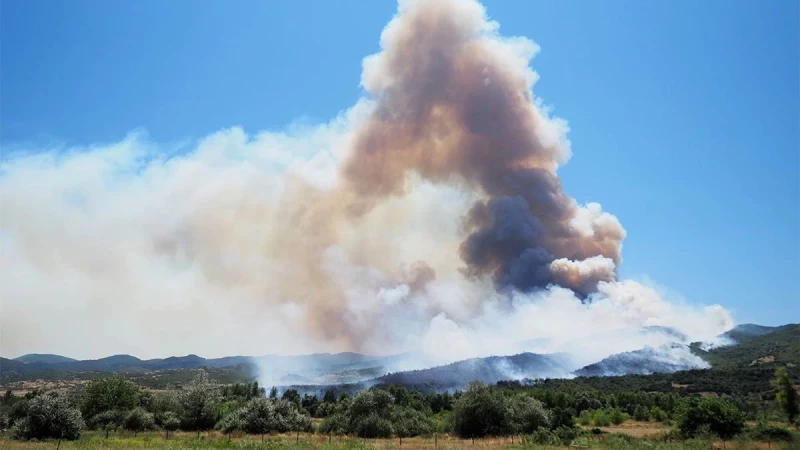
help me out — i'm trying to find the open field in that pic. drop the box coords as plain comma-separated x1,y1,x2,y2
1,431,798,450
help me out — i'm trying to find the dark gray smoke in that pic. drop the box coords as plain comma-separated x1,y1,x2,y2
340,0,625,294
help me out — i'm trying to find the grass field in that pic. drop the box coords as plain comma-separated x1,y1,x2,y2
1,430,798,450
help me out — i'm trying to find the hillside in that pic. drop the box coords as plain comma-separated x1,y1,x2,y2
575,344,708,377
536,323,800,397
691,323,799,369
13,354,77,364
373,352,574,392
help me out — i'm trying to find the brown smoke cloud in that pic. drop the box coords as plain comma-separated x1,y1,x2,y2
272,0,628,344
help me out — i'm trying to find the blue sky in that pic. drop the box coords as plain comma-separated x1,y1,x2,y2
2,0,798,327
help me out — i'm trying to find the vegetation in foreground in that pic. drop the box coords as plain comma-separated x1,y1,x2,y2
1,326,797,448
0,366,798,449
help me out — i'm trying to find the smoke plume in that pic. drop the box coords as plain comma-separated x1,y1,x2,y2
0,0,732,367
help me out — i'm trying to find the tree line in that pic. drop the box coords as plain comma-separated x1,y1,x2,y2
0,367,797,445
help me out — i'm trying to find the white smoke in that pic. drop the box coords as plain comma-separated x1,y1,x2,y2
0,0,733,378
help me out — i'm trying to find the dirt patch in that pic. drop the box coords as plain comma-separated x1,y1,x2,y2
750,355,775,366
671,382,689,389
581,420,670,438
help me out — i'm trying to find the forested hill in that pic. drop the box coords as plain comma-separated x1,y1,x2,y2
515,323,799,397
691,323,799,369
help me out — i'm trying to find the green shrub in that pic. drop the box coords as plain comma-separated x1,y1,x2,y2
593,410,610,427
11,394,84,441
677,397,745,439
528,428,561,446
351,413,393,438
609,408,627,425
633,405,651,421
749,422,796,442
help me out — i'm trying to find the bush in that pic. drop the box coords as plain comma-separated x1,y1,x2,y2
392,406,433,438
553,425,582,445
578,410,592,426
508,395,551,434
123,407,155,436
453,382,510,438
677,397,745,440
319,412,349,435
11,394,84,441
89,409,125,438
634,405,651,421
178,374,221,432
593,409,610,427
161,411,181,438
81,377,139,420
609,408,627,425
352,413,393,438
528,429,561,446
651,406,668,422
215,408,245,436
749,422,796,442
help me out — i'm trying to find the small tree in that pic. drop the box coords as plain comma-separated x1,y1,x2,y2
161,411,180,439
216,408,245,438
90,409,125,438
319,412,349,435
242,397,275,441
508,395,551,435
178,373,221,437
123,407,155,437
773,367,799,424
11,393,85,442
633,405,650,422
452,382,510,438
349,389,396,438
81,377,139,420
677,397,745,440
392,406,434,445
609,408,627,425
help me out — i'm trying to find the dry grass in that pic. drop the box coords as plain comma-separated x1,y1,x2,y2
0,431,546,450
581,420,670,438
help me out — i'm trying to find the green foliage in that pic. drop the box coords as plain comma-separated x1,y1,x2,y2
348,389,395,438
633,404,651,421
160,411,181,433
177,373,222,431
677,397,746,439
391,406,433,438
452,381,510,438
578,409,592,426
123,407,155,435
351,413,393,438
219,397,311,438
319,412,349,435
88,409,125,434
694,324,800,370
507,395,551,434
774,366,800,424
609,408,627,425
81,376,139,419
281,389,301,407
432,409,454,433
651,406,668,422
593,409,610,427
748,421,796,442
215,408,245,435
527,429,562,446
11,393,85,441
